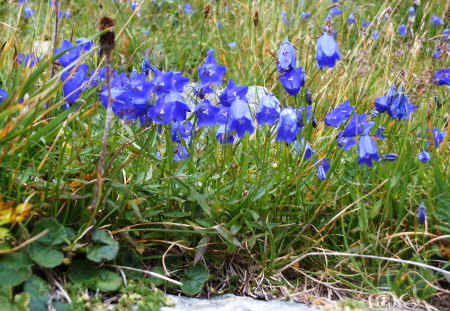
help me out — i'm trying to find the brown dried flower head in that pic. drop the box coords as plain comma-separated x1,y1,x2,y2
99,16,115,53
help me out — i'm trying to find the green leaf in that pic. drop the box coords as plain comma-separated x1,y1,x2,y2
0,252,33,286
32,218,67,246
180,264,209,295
86,229,119,262
23,275,49,311
68,259,99,285
29,243,64,268
94,270,123,292
433,162,450,223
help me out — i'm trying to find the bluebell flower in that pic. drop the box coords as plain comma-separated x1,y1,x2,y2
316,34,341,69
433,68,450,85
19,0,29,3
216,124,234,144
58,10,71,18
374,126,385,139
358,134,379,167
383,153,398,161
280,11,293,26
193,83,213,99
217,22,223,29
276,107,299,143
374,85,396,113
219,79,248,107
305,88,312,105
431,15,444,26
229,99,255,138
296,137,315,159
369,110,379,118
296,105,313,129
150,71,177,96
15,53,40,67
362,20,370,28
131,2,138,10
433,50,441,59
316,158,331,180
442,29,450,40
141,57,151,76
55,40,83,69
329,6,341,15
343,112,368,137
418,150,431,163
256,94,280,125
276,40,296,73
387,89,417,121
198,50,227,87
172,72,190,92
174,143,190,161
0,89,8,105
171,121,192,143
324,100,354,127
371,31,380,39
418,202,426,224
148,98,173,124
160,91,191,121
24,7,34,17
337,132,357,150
347,13,356,24
398,25,407,36
183,3,194,14
408,6,415,16
301,12,311,21
195,99,220,127
432,127,446,147
88,67,109,86
75,37,94,51
279,67,305,95
216,105,230,124
62,64,89,104
228,42,237,49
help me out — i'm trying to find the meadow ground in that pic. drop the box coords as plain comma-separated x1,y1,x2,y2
0,0,449,310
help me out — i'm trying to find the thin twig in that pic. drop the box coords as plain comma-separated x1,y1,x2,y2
111,265,183,286
0,229,48,255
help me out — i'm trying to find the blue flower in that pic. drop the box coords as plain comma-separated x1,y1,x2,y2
371,31,380,39
219,79,248,107
141,57,151,76
408,6,415,16
432,127,446,147
62,64,89,104
316,158,331,180
55,40,83,69
362,20,370,28
15,53,40,67
387,90,417,121
172,72,190,92
198,50,227,87
418,150,431,163
161,91,191,121
374,85,396,113
337,132,357,150
418,202,426,224
171,121,192,143
343,112,368,137
150,71,177,96
276,107,299,143
383,153,398,161
433,50,441,59
316,34,341,69
183,3,194,14
229,99,255,138
148,98,173,124
228,42,237,49
398,25,407,36
374,126,385,140
347,13,356,24
0,89,8,105
174,143,190,161
279,67,305,95
75,37,95,51
216,124,234,144
256,94,280,125
24,7,34,17
324,100,354,127
433,68,450,85
358,134,379,167
58,10,71,18
276,40,296,73
329,6,341,15
296,137,315,159
431,15,444,26
216,105,230,125
442,29,450,40
195,99,220,127
301,12,311,21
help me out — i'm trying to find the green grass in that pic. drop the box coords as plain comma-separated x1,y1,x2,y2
0,0,448,309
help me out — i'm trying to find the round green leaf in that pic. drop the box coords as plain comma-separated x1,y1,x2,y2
0,252,33,286
29,243,64,268
94,270,123,292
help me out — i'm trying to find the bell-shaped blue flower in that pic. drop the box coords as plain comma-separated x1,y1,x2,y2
198,50,227,87
329,6,341,15
148,98,174,124
316,34,341,69
418,150,431,163
398,25,407,36
55,40,83,69
337,132,357,150
174,143,190,161
62,64,89,104
431,15,444,26
432,127,446,147
433,68,450,85
15,53,40,67
279,67,305,96
358,134,380,167
276,39,296,73
216,124,235,144
171,121,192,143
161,91,191,121
316,158,331,180
343,113,368,137
216,105,230,124
383,153,398,161
296,137,315,159
150,71,177,96
172,72,190,92
276,107,299,143
374,85,396,113
418,202,426,224
256,94,280,125
0,89,8,105
195,99,220,127
229,99,255,138
219,79,248,107
324,100,354,127
347,13,356,24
